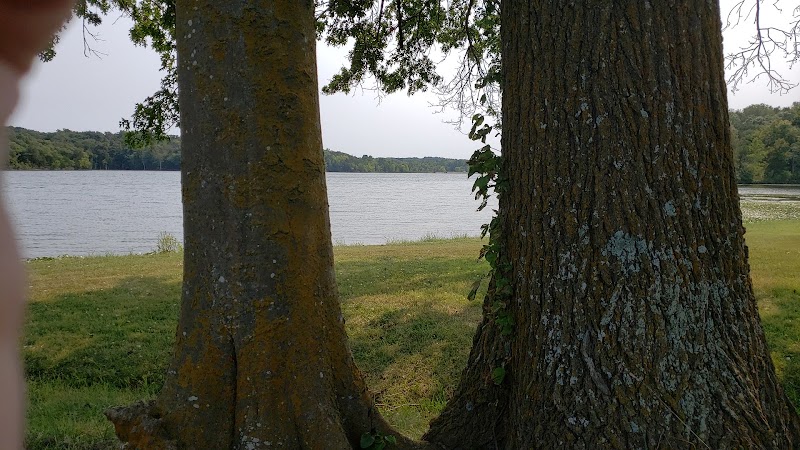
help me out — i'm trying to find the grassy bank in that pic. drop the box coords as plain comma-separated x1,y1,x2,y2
23,221,800,449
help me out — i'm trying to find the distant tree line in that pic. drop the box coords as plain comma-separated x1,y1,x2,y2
323,149,467,173
730,103,800,184
5,127,468,173
7,127,181,170
8,107,800,181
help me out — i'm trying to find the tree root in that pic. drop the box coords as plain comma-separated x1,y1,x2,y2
105,401,176,450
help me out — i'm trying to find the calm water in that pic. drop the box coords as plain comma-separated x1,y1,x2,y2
738,184,800,201
3,171,494,258
4,172,799,259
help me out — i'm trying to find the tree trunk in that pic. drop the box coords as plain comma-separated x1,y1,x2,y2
426,1,800,448
106,1,422,448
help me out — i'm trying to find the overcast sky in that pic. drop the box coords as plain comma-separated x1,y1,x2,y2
9,1,799,159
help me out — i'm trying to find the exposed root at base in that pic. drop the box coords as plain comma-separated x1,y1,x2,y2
105,401,176,450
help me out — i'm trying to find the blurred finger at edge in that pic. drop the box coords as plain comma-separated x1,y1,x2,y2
0,0,72,72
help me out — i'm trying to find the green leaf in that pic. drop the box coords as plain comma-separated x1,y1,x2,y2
472,175,490,194
485,250,497,266
468,277,483,301
480,223,490,239
495,276,509,289
361,433,376,448
491,366,506,385
496,311,515,336
385,435,397,445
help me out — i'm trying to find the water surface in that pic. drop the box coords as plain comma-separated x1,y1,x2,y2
3,171,493,258
5,171,797,258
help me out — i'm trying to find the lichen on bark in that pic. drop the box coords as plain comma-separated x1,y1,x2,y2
425,0,800,448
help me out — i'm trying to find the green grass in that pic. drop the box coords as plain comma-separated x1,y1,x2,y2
22,217,800,449
24,254,183,449
334,238,487,436
744,220,800,409
23,238,488,448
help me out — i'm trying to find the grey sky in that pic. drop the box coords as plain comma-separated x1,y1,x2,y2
9,1,799,159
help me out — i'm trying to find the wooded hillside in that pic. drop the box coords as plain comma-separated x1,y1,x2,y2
5,127,468,173
7,105,799,181
731,103,800,184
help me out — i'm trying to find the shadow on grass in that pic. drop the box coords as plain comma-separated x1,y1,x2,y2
25,276,181,390
351,302,477,389
335,249,486,436
760,287,800,413
346,301,480,438
24,276,181,449
25,253,485,445
337,254,488,299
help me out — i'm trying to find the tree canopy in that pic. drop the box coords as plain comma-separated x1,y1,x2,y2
48,0,799,145
730,102,800,183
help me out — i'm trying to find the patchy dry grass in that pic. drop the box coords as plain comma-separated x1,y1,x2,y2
22,221,800,448
23,238,487,448
744,221,800,409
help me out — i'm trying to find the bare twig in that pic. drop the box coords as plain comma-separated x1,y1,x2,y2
82,16,107,58
724,0,799,95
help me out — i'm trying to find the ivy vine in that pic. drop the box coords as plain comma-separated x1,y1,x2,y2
360,430,397,450
466,112,513,386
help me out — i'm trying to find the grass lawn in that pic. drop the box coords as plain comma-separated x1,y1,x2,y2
23,220,800,449
744,220,800,408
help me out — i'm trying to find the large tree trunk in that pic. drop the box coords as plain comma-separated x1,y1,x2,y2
426,1,800,448
106,1,421,448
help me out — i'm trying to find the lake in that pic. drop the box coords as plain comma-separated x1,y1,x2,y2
2,171,494,258
3,172,799,259
738,185,800,201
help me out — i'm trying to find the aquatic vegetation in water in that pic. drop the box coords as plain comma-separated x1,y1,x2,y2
741,200,800,222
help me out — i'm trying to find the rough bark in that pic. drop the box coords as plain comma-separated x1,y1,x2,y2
106,1,425,448
426,1,800,448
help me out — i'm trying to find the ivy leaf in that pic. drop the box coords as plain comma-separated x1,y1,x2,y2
385,435,397,445
480,223,490,239
485,250,497,266
491,366,506,385
468,277,483,301
472,175,490,195
360,433,376,449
